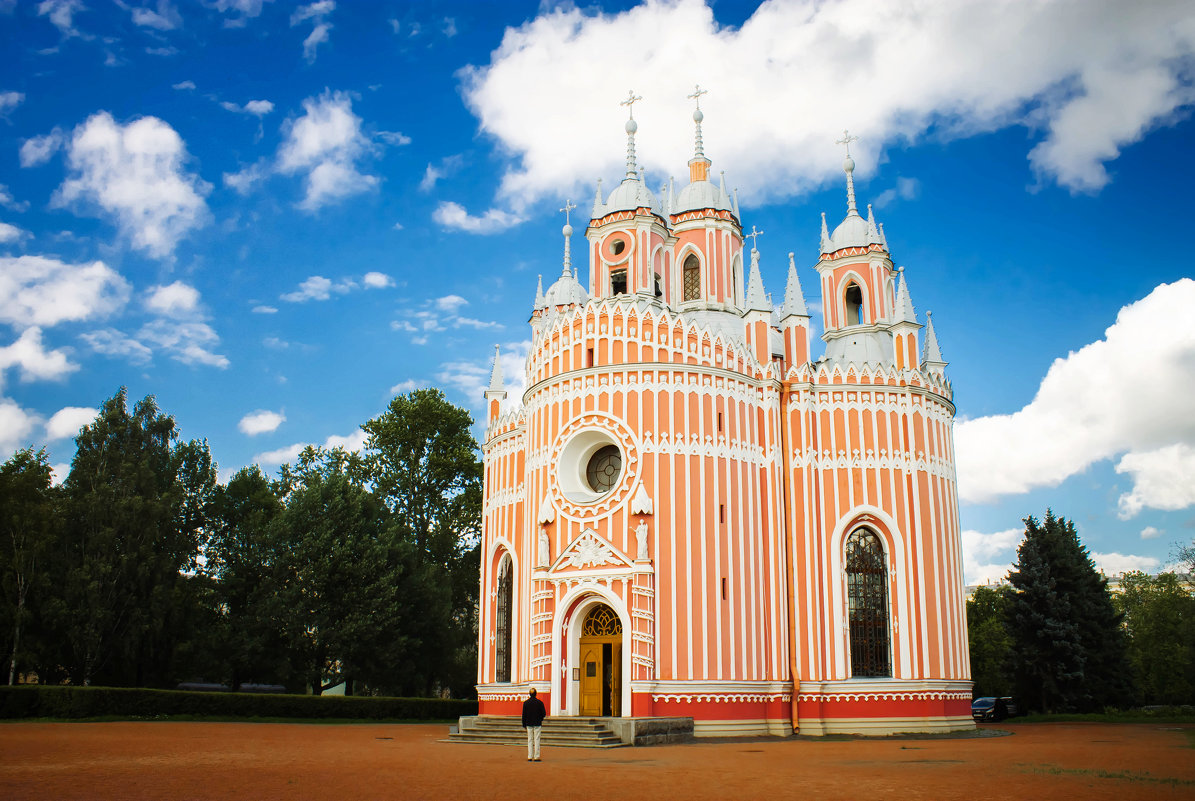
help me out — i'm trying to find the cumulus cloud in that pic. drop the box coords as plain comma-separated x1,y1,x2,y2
37,0,86,38
80,328,153,364
1116,443,1195,519
436,339,529,407
0,184,29,212
376,130,411,146
238,409,285,435
0,255,130,329
280,275,353,302
0,327,77,385
20,129,64,167
1092,551,1161,576
138,318,228,368
961,527,1022,586
0,222,27,243
872,177,919,209
457,0,1195,216
363,271,394,288
214,0,271,28
389,378,426,394
221,99,275,116
956,279,1195,506
252,304,277,314
290,0,334,63
433,201,524,234
129,0,181,30
253,426,365,466
172,80,196,90
0,90,23,117
144,280,200,317
0,397,39,460
1140,526,1161,540
45,405,96,441
53,112,211,259
393,294,502,344
277,90,377,210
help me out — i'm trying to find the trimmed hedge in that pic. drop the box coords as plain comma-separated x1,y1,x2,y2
0,685,477,721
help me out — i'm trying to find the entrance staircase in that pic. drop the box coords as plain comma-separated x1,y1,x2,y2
449,716,625,748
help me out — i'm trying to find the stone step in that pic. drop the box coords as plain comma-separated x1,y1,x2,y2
449,716,627,749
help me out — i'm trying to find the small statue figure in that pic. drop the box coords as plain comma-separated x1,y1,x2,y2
635,519,649,561
538,529,551,566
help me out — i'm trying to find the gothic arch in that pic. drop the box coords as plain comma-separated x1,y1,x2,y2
838,270,869,326
551,584,632,717
495,551,514,683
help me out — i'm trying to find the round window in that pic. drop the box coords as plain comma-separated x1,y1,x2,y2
611,238,626,255
585,445,622,494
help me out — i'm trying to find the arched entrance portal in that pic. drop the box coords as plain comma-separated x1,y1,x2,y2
578,604,622,717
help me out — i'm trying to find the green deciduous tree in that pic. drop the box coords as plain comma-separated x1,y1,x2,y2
1115,571,1195,705
966,585,1013,697
56,388,216,686
0,448,61,684
1004,511,1132,712
362,389,482,696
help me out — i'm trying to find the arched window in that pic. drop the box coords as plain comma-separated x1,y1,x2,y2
683,254,701,301
495,556,513,682
846,528,891,677
844,282,864,325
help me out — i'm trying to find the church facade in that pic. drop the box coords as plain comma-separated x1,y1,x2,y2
476,94,972,736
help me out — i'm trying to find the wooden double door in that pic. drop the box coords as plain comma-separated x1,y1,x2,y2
578,603,622,717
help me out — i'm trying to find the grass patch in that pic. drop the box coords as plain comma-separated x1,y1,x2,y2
1022,764,1195,788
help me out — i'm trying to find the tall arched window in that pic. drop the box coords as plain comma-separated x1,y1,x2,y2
844,281,864,325
683,254,701,301
495,556,513,682
846,528,891,677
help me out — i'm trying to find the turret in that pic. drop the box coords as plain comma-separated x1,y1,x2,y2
485,344,507,423
779,252,812,367
741,227,773,365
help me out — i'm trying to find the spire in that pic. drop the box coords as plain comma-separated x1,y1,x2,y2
668,175,675,213
836,129,860,216
732,186,740,219
592,177,604,217
487,344,505,393
560,199,576,278
878,221,889,250
621,89,643,180
780,251,808,318
894,266,917,323
743,226,771,312
534,274,544,310
687,84,711,183
866,204,881,242
819,212,831,253
922,310,944,364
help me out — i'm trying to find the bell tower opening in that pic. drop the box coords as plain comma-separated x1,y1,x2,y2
683,254,700,301
611,269,628,296
844,281,864,326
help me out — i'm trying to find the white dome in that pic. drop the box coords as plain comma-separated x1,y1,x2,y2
543,272,589,307
673,179,731,214
605,177,664,217
829,212,871,251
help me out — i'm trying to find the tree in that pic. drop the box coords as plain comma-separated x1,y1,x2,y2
362,389,482,695
0,448,61,684
57,388,216,686
1115,571,1195,705
1004,511,1132,712
966,586,1013,697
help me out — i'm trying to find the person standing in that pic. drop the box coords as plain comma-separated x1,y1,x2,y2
521,688,547,761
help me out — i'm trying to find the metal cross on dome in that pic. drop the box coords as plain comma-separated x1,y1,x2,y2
687,83,708,108
560,199,576,227
744,225,764,250
621,89,642,119
836,129,859,157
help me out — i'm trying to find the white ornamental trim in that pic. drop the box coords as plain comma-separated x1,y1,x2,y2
795,691,971,703
651,693,792,704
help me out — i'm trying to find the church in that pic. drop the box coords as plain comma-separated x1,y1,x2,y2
475,90,972,736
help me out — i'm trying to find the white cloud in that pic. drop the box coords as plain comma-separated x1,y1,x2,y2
0,184,29,212
391,221,404,231
80,328,153,364
138,318,228,368
961,527,1022,586
956,279,1195,504
1140,526,1161,540
0,255,130,329
280,274,355,302
49,462,69,485
1116,443,1195,519
0,327,77,384
872,177,919,209
290,1,334,63
458,0,1195,212
441,17,456,38
130,0,181,30
363,271,394,289
223,161,268,195
53,112,211,259
238,409,285,436
45,405,96,441
1093,551,1161,577
0,397,39,460
172,80,196,90
394,294,503,340
277,90,377,210
324,428,365,452
20,129,64,167
221,99,275,116
214,0,271,27
433,201,524,234
252,304,278,314
144,281,200,317
0,222,27,243
0,90,23,117
376,130,411,146
435,294,468,313
37,0,85,37
389,378,425,394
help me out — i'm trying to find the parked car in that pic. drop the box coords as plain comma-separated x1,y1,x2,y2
971,696,1011,722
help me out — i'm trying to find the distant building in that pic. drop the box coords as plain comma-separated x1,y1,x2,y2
476,91,971,736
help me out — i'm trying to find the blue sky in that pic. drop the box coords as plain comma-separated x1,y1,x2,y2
2,0,1193,585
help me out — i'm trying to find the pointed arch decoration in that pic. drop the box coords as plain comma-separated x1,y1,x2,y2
846,528,891,677
495,553,513,683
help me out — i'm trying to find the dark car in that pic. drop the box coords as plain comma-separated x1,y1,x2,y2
971,696,1011,722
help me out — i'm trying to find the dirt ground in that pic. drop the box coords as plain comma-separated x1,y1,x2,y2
1,720,1192,801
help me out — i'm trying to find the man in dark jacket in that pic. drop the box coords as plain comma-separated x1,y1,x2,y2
521,688,547,761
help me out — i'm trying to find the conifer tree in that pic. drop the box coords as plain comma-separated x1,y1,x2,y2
1004,511,1131,712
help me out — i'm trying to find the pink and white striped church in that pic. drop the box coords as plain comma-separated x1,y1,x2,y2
476,90,972,736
